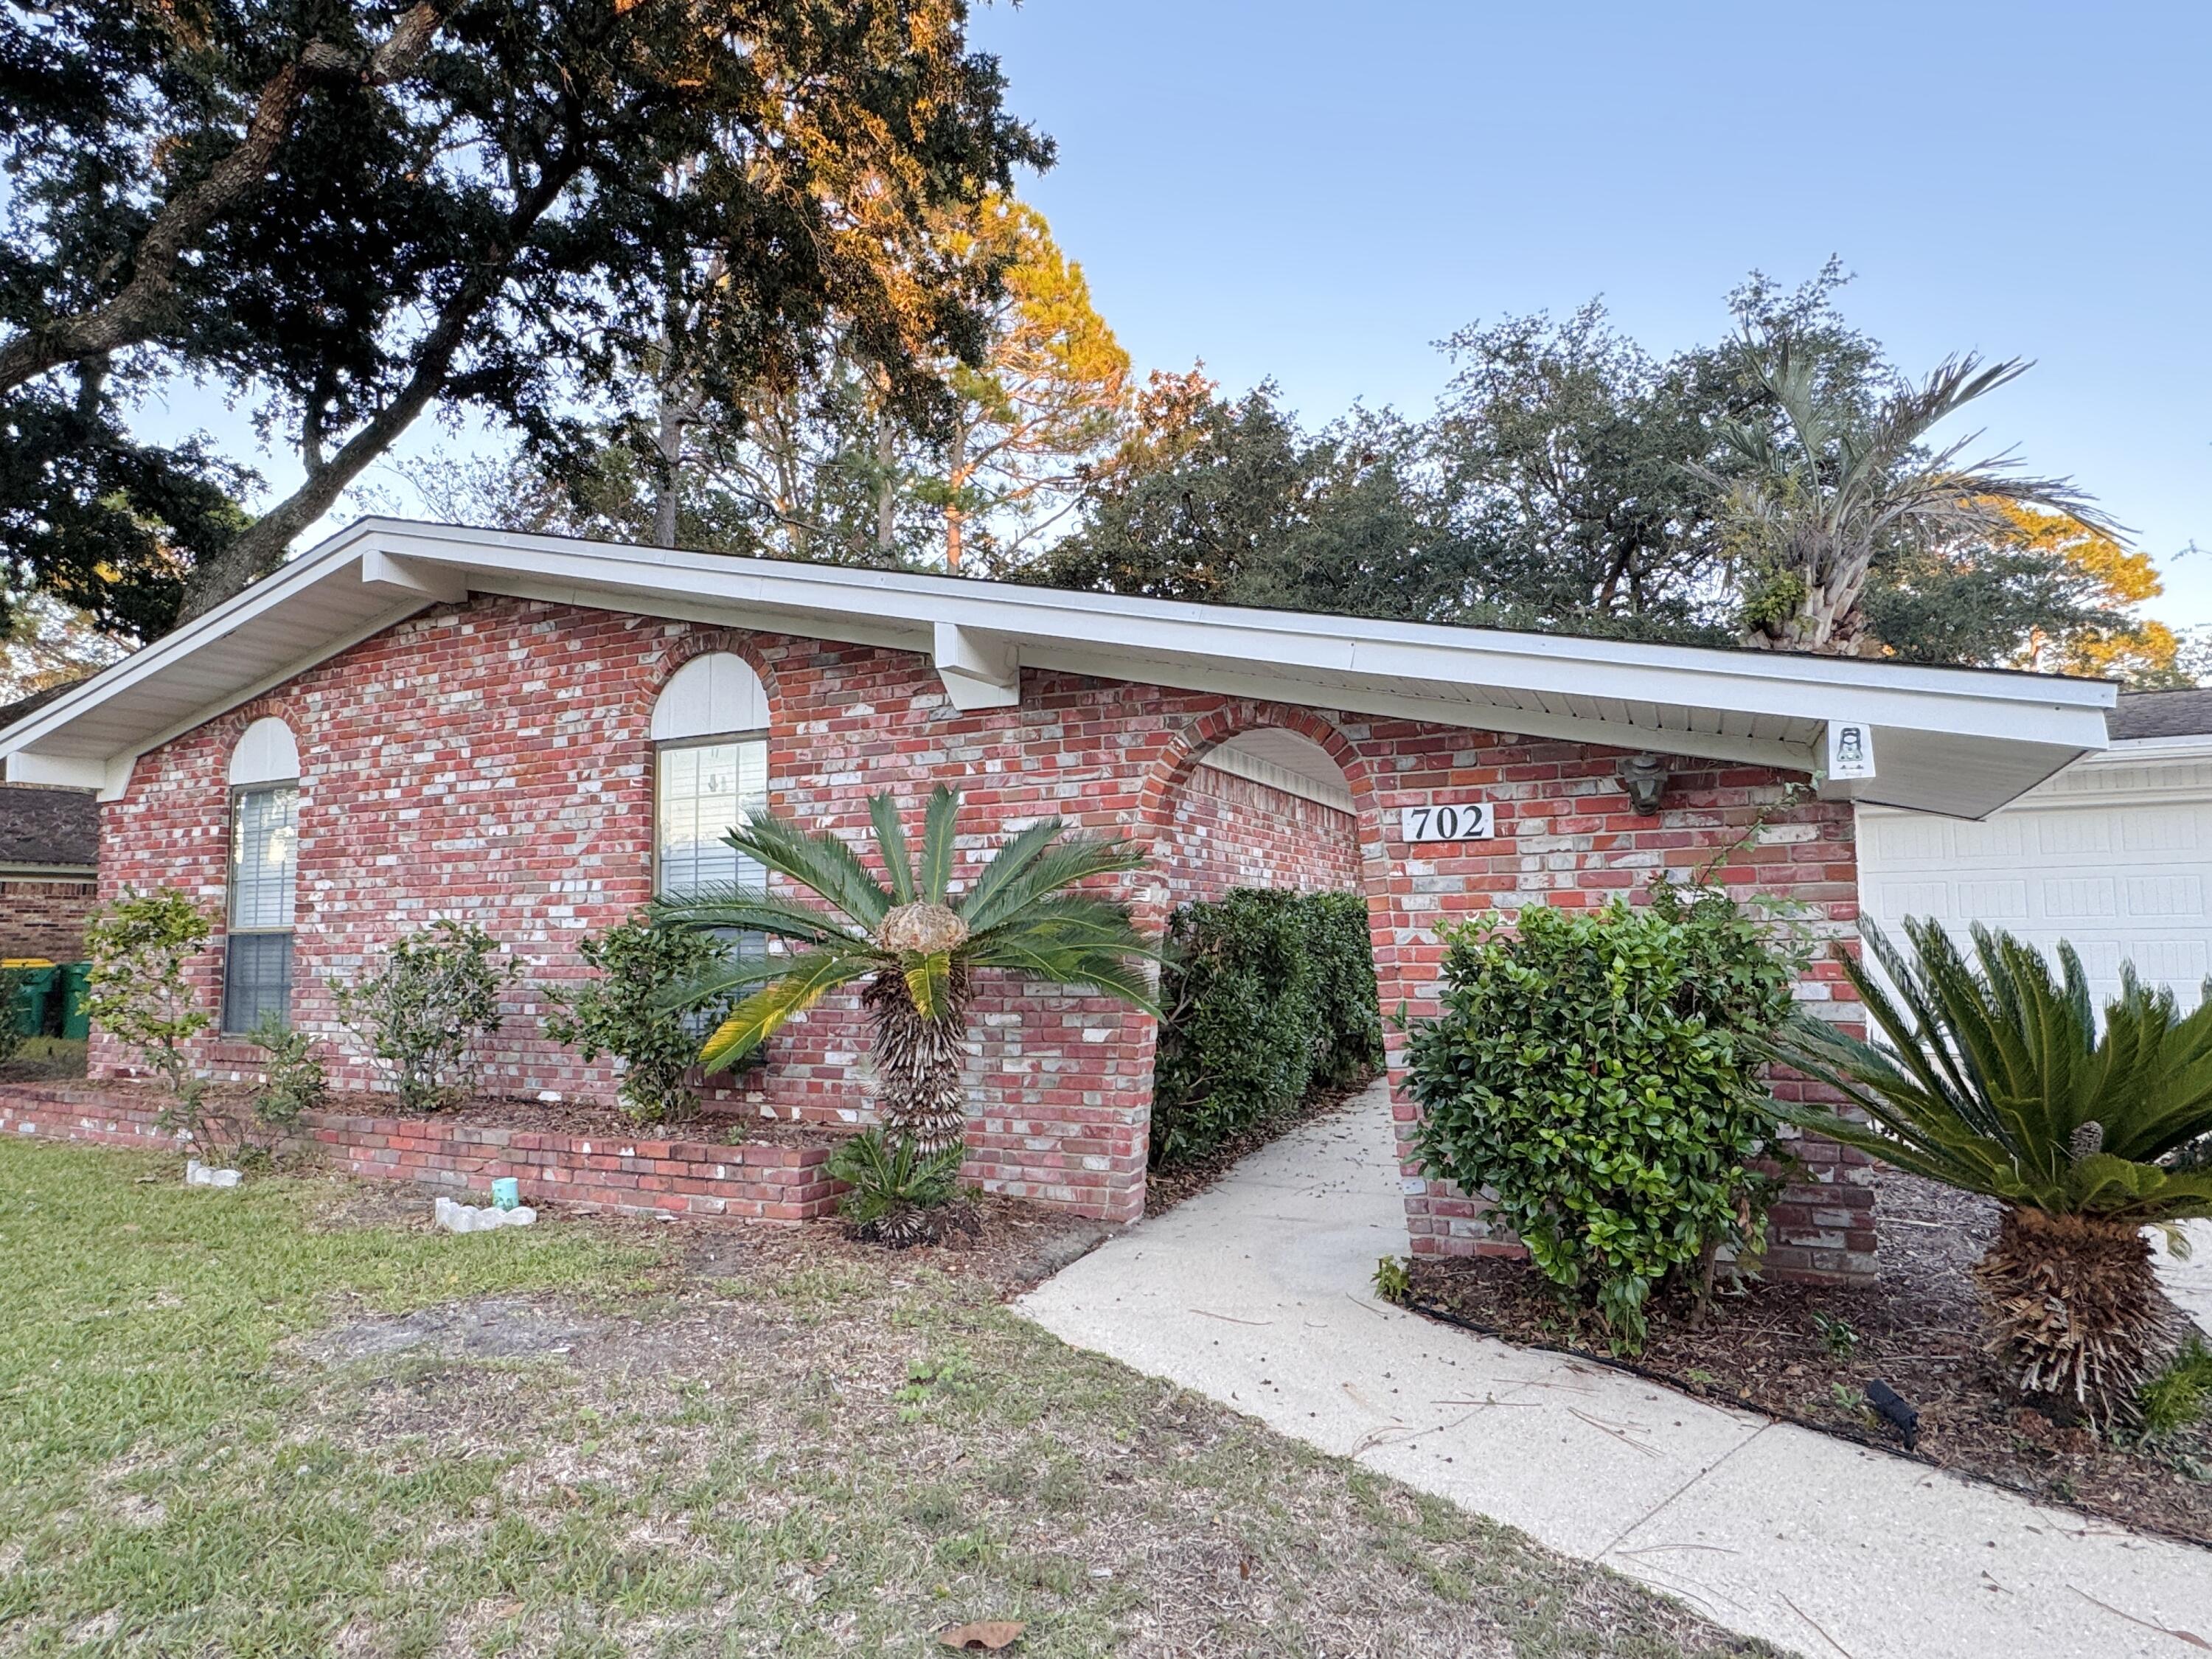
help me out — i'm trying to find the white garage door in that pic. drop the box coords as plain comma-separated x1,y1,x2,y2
1857,742,2212,1006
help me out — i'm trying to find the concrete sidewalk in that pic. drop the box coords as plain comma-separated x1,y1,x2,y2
1018,1084,2212,1659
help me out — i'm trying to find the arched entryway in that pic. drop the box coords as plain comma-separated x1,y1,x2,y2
1138,709,1406,1198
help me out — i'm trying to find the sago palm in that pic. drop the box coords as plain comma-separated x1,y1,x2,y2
654,785,1155,1158
1770,919,2212,1432
1704,336,2113,653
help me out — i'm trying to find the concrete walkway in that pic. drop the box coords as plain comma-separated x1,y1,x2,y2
1018,1084,2212,1659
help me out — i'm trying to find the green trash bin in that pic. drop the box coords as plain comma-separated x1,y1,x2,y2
5,964,58,1038
60,963,92,1040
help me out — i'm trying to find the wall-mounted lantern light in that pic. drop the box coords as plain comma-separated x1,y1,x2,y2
1615,753,1670,815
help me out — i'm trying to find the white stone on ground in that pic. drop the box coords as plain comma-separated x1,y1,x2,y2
1019,1081,2212,1659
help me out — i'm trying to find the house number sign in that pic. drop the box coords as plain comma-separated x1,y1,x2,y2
1399,801,1496,843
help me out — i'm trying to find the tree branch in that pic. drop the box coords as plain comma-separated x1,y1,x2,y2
171,147,585,625
0,2,448,397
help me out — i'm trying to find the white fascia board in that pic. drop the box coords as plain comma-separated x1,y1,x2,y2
1040,643,1827,771
0,515,2119,804
0,528,392,760
360,521,2113,750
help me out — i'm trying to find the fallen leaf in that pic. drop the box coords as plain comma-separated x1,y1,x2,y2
939,1621,1025,1652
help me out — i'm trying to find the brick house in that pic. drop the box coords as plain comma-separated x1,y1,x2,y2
0,518,2113,1276
0,781,99,961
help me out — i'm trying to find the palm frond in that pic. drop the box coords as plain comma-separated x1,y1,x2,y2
725,809,892,930
699,950,876,1071
650,886,868,951
903,950,955,1020
961,830,1147,934
954,817,1068,926
869,793,917,905
1768,921,2212,1222
919,785,960,902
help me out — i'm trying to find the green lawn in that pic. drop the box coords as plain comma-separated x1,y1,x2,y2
0,1140,1781,1658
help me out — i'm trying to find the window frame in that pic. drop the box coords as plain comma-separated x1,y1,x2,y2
652,728,771,902
221,779,301,1034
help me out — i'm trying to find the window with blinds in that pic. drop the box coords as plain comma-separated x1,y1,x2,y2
224,785,299,1032
656,737,768,900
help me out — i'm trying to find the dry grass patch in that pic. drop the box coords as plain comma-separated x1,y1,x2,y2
0,1139,1784,1658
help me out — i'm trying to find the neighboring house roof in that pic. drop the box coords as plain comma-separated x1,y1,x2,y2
0,516,2115,820
2109,687,2212,742
0,782,98,874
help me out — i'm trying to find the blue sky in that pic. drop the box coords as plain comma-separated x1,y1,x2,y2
963,0,2212,625
153,1,2211,630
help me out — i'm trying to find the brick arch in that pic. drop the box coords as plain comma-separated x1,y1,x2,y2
1137,701,1385,891
638,628,784,731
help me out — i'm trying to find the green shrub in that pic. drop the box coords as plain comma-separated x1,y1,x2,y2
248,1013,325,1135
1406,881,1806,1349
1150,888,1380,1168
540,912,734,1123
83,888,217,1146
1307,891,1385,1088
2138,1336,2212,1444
0,966,29,1065
827,1129,973,1248
330,919,516,1112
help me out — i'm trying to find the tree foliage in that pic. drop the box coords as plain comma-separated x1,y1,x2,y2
83,888,215,1143
0,0,1045,639
925,196,1130,571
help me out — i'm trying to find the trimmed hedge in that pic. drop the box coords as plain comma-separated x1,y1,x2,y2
1150,888,1382,1168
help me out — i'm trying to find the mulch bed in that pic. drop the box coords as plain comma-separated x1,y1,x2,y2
1406,1169,2212,1548
1144,1073,1377,1217
673,1189,1121,1298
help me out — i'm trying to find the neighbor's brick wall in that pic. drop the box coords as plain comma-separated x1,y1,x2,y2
92,592,1868,1270
1166,762,1361,902
1,877,97,962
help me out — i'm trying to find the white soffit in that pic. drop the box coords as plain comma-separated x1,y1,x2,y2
1199,729,1354,812
0,517,2116,820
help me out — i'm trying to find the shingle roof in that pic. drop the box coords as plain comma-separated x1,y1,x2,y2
0,783,98,870
2110,688,2212,742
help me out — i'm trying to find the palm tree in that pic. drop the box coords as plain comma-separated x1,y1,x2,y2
1705,337,2115,653
653,785,1155,1158
1770,920,2212,1433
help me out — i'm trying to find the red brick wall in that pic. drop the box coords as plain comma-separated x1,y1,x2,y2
1166,761,1360,902
91,593,1866,1267
0,1082,841,1222
0,877,97,961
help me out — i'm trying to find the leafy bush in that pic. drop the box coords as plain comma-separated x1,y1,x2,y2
2138,1336,2212,1444
0,966,29,1065
331,919,516,1111
540,913,734,1123
84,888,218,1146
1306,891,1385,1088
827,1129,974,1248
1150,888,1382,1168
248,1013,325,1135
1406,882,1806,1349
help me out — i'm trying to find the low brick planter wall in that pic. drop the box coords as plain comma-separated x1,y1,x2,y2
0,1083,844,1222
